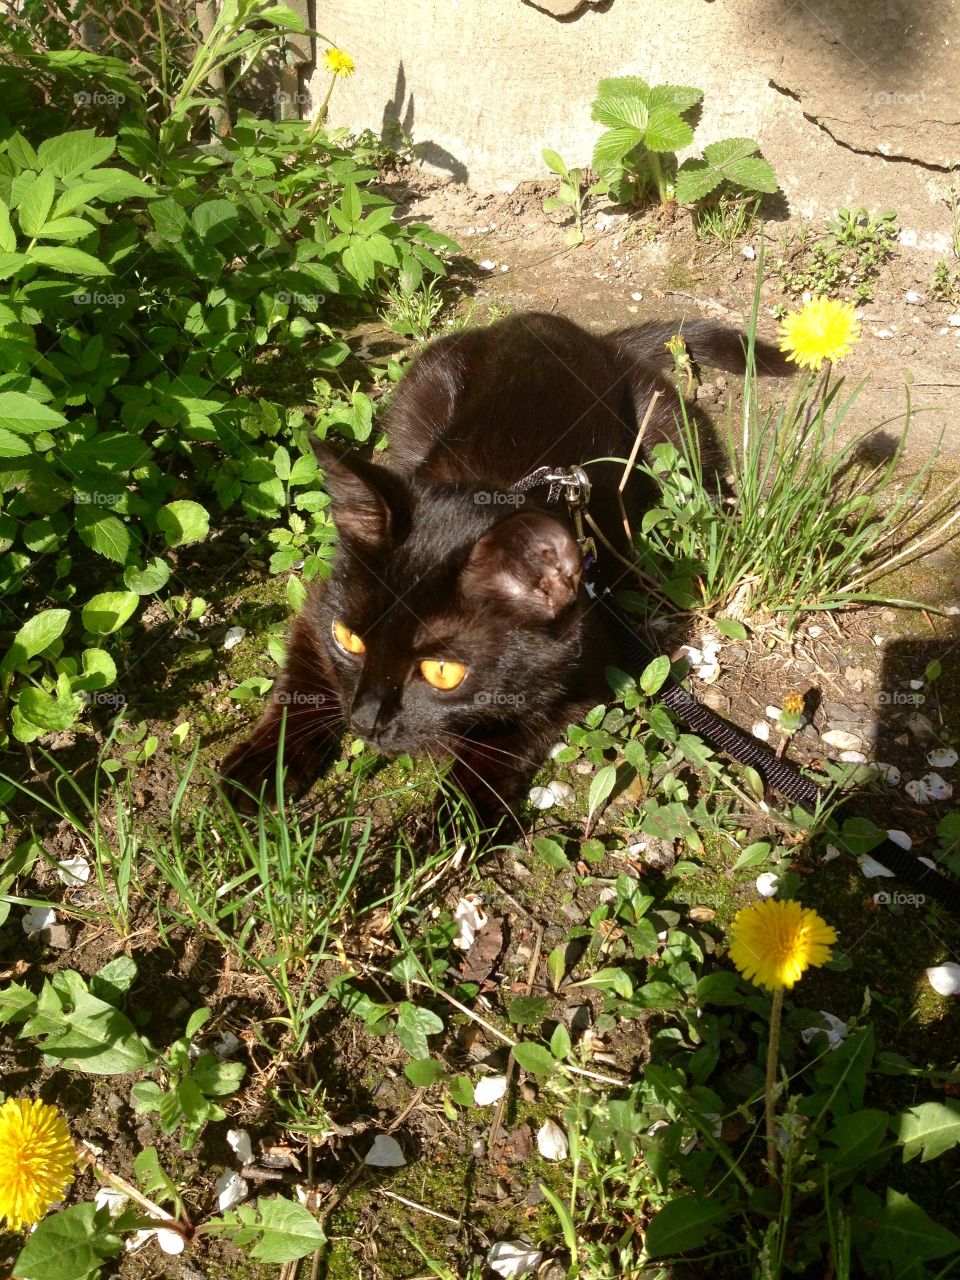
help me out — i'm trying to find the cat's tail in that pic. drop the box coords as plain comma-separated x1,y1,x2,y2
610,319,793,377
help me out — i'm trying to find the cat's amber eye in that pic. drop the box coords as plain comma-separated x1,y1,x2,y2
332,619,365,656
420,659,466,691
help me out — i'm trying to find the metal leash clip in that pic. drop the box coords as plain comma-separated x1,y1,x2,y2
549,466,596,561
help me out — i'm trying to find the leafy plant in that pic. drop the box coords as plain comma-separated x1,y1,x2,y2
0,50,456,748
588,77,777,210
776,207,899,303
131,1007,245,1150
541,148,599,246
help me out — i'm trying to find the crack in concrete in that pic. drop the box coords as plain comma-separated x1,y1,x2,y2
768,79,957,174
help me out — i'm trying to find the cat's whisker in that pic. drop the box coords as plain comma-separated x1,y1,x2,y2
435,736,526,834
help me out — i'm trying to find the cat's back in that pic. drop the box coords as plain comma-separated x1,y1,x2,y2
383,312,630,485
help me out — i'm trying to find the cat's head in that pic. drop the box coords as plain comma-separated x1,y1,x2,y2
314,448,585,756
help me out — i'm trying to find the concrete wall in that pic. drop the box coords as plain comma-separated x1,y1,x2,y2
308,0,958,246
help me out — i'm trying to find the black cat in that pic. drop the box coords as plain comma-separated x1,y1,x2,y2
221,311,789,823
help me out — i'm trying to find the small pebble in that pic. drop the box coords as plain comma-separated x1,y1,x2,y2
904,290,923,304
751,720,771,741
742,245,756,259
821,729,863,751
948,314,960,327
807,625,823,638
874,329,894,339
839,750,868,763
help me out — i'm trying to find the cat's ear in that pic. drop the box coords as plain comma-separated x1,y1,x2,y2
314,444,411,547
460,512,582,620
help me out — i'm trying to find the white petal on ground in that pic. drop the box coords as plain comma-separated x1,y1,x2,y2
537,1118,569,1161
839,751,868,764
800,1011,849,1049
807,624,823,638
22,905,56,935
823,844,841,863
918,856,937,870
548,742,567,759
755,872,779,897
126,1212,185,1255
909,679,924,690
453,894,487,950
858,854,895,878
751,720,771,741
223,625,246,650
927,748,959,769
547,780,575,805
822,730,863,751
873,762,901,785
697,661,721,684
94,1187,128,1216
906,774,953,804
679,644,704,666
487,1240,543,1278
886,829,913,850
926,962,960,996
528,785,556,810
364,1134,406,1167
214,1031,241,1058
57,855,91,886
216,1170,247,1210
479,258,496,270
766,706,783,721
226,1128,254,1165
474,1075,508,1106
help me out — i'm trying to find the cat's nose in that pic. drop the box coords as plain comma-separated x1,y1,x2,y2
350,693,383,740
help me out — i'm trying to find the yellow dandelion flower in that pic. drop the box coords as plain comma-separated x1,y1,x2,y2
0,1098,76,1232
728,899,837,992
778,297,861,370
322,47,356,78
782,693,805,717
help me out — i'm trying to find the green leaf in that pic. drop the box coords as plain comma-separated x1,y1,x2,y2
35,216,96,242
12,1202,123,1280
541,148,569,177
588,763,617,819
722,155,779,194
732,841,771,870
715,617,748,640
341,181,362,224
1,608,70,674
0,426,31,456
823,1108,889,1172
395,1002,444,1059
124,557,171,595
507,996,552,1026
447,1075,474,1106
76,510,132,564
190,1054,245,1098
897,1100,960,1163
82,590,139,635
0,392,67,434
89,956,138,1003
0,199,15,252
27,245,111,276
646,83,703,114
17,170,56,237
592,126,645,177
643,1194,732,1258
591,94,650,131
23,974,149,1073
550,1024,572,1060
16,685,82,733
37,130,116,180
227,1197,326,1263
192,198,240,243
639,654,671,695
75,648,117,692
852,1187,959,1269
512,1041,558,1077
644,107,694,153
674,159,724,205
532,836,570,869
157,499,210,547
404,1057,448,1087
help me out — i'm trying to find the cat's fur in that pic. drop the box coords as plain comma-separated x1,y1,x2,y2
221,311,790,822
